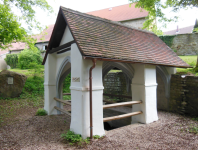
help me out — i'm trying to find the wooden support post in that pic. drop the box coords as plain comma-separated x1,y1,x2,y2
103,101,142,109
103,111,142,122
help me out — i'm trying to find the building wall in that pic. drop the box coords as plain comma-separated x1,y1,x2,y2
121,18,146,29
171,33,198,55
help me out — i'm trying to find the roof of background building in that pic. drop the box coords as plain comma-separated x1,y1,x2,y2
0,50,9,56
87,3,148,21
44,6,190,68
164,25,194,35
34,24,54,43
1,25,55,51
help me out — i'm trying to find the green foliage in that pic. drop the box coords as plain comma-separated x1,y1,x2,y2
0,4,26,49
24,76,44,95
61,130,90,146
0,0,53,49
63,73,71,93
18,49,43,69
159,35,176,47
129,0,198,34
193,19,198,33
36,108,47,116
189,126,198,134
4,54,18,69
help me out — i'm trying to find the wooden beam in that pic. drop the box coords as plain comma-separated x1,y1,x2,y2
63,93,71,95
57,47,71,54
54,106,71,116
54,97,71,105
103,101,142,109
49,40,75,54
103,111,142,122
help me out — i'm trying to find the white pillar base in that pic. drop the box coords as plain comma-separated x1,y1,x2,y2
70,87,105,139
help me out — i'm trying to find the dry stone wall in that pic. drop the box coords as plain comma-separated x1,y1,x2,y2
170,74,198,116
170,33,198,55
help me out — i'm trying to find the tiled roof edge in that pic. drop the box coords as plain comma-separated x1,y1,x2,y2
60,6,154,35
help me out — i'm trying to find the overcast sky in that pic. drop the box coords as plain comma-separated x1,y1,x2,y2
31,0,198,34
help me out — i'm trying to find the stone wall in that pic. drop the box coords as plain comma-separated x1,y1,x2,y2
170,33,198,55
121,18,146,29
170,74,198,116
103,72,131,102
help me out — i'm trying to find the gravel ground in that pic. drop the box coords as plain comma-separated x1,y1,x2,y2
0,110,198,149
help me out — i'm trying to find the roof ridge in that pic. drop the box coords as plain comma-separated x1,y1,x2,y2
60,6,154,35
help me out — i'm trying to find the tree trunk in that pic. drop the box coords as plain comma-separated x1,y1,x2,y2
197,56,198,67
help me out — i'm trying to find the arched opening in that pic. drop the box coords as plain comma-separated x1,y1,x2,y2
102,62,134,130
56,56,71,114
156,66,170,111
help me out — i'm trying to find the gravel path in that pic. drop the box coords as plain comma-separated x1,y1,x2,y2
0,111,198,149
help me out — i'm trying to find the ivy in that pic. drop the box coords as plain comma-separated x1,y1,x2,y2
159,35,176,47
4,54,18,69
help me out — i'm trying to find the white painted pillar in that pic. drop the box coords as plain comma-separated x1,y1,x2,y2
44,54,58,115
131,64,158,124
70,43,105,139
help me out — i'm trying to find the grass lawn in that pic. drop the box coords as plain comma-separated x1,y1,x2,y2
177,55,198,76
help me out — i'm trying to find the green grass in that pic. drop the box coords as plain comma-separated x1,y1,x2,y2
9,68,44,77
176,55,198,76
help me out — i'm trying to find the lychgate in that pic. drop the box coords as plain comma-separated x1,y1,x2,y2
42,6,190,139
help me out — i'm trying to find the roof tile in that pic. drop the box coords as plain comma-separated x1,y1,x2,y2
58,7,190,68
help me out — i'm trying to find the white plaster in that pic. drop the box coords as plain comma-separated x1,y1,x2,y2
131,64,158,124
44,53,58,115
59,26,74,46
70,43,105,139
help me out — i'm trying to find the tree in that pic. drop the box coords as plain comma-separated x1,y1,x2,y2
0,0,53,49
129,0,198,34
193,19,198,32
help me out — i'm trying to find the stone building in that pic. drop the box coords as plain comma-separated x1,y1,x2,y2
87,3,148,29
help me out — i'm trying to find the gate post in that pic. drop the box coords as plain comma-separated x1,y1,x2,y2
70,43,105,139
131,64,158,124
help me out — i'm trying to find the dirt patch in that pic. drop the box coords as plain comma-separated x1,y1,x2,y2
1,108,198,149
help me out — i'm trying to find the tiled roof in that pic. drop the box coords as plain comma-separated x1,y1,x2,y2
7,42,26,51
87,3,148,22
59,7,190,68
164,25,194,35
0,50,9,56
1,25,54,52
34,24,54,43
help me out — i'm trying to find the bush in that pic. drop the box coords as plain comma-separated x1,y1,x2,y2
63,73,71,93
4,54,18,68
23,76,44,95
61,130,83,143
18,49,42,69
36,108,47,116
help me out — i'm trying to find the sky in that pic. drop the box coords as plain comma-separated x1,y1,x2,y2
30,0,198,34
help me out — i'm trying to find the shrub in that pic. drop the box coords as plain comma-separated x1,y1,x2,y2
23,76,44,95
63,73,71,93
36,108,47,116
61,130,83,143
18,49,42,69
4,54,18,68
